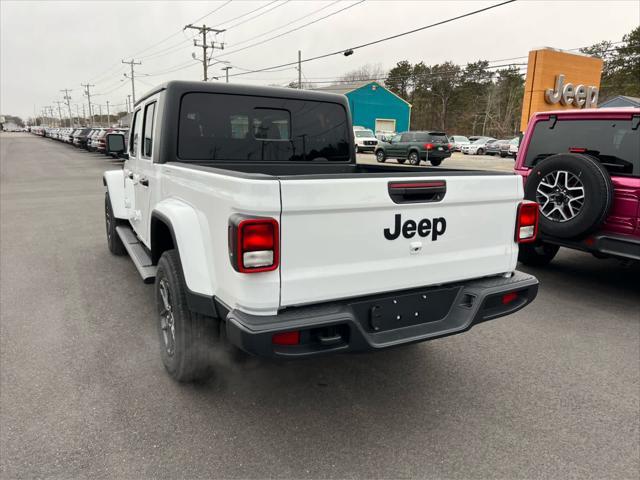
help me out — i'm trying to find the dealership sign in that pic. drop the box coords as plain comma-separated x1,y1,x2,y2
545,74,599,108
520,48,603,131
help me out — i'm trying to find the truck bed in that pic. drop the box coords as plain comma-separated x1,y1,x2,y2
171,161,513,179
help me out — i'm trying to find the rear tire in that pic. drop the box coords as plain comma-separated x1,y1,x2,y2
524,153,613,238
477,148,485,155
105,193,126,256
430,159,442,166
518,242,560,267
155,250,220,382
397,158,406,164
408,151,420,166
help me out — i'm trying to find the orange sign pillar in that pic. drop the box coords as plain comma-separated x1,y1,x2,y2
520,48,603,132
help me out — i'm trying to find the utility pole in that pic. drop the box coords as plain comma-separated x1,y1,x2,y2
184,24,225,81
75,105,80,126
221,66,232,83
106,100,111,127
98,104,103,126
61,89,74,126
81,83,95,125
82,104,86,125
298,50,302,89
127,95,132,113
121,59,142,104
54,100,64,127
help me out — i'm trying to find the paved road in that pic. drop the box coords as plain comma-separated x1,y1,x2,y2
1,133,639,479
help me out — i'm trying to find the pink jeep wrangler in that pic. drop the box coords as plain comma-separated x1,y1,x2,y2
515,108,640,265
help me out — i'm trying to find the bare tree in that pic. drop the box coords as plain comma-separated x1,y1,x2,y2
339,63,386,83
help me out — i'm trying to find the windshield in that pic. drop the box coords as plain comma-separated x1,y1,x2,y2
178,92,350,162
525,118,639,176
355,130,374,138
472,138,489,145
453,136,469,142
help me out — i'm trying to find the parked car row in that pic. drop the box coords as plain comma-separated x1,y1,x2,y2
460,136,519,158
31,126,129,157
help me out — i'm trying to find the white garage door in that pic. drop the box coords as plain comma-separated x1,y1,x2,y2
375,118,396,133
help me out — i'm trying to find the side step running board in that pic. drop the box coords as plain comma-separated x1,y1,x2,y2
116,225,157,284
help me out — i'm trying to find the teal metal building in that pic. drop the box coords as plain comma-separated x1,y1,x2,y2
314,81,411,134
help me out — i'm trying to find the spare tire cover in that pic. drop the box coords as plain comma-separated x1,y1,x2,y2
524,153,613,238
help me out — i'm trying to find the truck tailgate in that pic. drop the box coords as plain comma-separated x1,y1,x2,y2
279,174,522,307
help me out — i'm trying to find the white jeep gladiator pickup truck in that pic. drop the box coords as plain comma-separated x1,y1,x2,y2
103,80,539,382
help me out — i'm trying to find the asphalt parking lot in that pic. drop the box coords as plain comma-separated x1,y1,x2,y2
1,132,639,479
356,151,516,172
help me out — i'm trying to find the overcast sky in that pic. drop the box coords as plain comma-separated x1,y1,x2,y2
1,0,638,119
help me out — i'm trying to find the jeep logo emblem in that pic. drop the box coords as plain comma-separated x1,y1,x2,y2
544,74,598,108
384,214,447,241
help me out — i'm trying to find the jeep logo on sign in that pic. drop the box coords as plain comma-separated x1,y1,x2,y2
384,214,447,241
545,74,598,108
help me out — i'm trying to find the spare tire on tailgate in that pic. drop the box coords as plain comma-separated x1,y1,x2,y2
524,153,613,238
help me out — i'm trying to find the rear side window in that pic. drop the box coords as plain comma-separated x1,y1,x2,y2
178,93,350,162
400,133,414,142
142,102,156,158
525,118,640,176
130,109,141,155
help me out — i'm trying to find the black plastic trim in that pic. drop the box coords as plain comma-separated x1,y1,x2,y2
541,233,640,261
225,271,539,358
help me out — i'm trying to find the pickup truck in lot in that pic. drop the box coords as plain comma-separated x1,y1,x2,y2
103,81,539,382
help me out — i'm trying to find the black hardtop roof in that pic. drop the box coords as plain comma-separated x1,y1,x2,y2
135,80,349,107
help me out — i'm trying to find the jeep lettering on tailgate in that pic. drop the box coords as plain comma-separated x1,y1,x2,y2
384,214,447,241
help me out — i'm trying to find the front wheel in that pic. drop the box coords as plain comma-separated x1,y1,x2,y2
375,150,386,163
518,242,560,267
477,148,485,155
397,158,406,164
355,145,359,153
408,151,420,166
105,193,126,256
155,250,221,382
430,159,442,166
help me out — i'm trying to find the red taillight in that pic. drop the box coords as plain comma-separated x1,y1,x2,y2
230,217,279,273
448,143,453,150
424,143,434,150
272,331,300,345
515,201,539,243
502,292,518,305
569,147,587,153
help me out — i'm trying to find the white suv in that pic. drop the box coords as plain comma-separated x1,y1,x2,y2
353,128,378,153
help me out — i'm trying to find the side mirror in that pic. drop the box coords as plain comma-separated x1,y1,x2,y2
106,133,126,158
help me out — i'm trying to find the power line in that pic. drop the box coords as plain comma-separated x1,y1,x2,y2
223,0,341,50
227,0,517,78
217,0,367,60
132,0,233,58
139,1,285,63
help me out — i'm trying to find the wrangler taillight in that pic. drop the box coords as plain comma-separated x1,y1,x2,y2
424,143,434,150
229,216,279,273
515,201,539,243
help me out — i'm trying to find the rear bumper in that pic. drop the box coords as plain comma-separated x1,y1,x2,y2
225,271,538,358
420,151,451,160
542,233,640,261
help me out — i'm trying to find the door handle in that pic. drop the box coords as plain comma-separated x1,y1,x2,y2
139,177,149,187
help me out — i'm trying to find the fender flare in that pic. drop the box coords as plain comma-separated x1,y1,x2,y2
103,170,127,219
151,200,215,297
